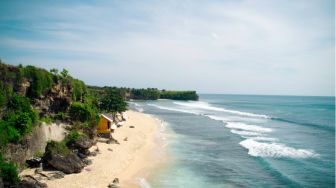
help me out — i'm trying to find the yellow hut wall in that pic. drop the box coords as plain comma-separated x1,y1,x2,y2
97,117,110,133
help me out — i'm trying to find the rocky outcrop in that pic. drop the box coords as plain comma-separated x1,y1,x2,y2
33,82,72,117
46,153,84,174
3,123,66,168
74,136,93,150
67,136,94,159
18,176,47,188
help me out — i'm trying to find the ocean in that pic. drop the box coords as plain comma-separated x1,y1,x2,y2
129,94,335,188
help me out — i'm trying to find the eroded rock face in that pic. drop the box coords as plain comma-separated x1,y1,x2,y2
33,82,72,117
46,153,84,174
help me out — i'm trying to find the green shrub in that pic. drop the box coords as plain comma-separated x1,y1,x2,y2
23,65,53,98
45,140,70,157
0,155,20,184
15,112,33,135
40,116,52,124
65,130,81,144
0,120,21,147
69,102,94,122
7,95,37,123
7,94,30,112
53,112,67,121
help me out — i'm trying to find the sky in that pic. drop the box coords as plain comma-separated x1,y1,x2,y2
0,0,334,96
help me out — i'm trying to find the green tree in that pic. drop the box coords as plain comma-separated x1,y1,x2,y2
60,68,69,78
50,68,59,76
99,89,127,119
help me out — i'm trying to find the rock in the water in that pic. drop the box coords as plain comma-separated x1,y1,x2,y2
18,175,48,188
26,157,42,168
107,178,120,188
47,153,84,174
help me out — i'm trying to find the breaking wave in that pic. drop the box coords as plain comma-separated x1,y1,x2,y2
174,101,270,119
239,139,319,158
231,130,263,136
147,104,200,115
226,122,273,133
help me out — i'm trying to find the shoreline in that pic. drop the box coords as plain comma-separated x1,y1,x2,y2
20,110,166,188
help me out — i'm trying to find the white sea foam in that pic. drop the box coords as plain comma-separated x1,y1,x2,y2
147,104,200,115
137,178,151,188
174,101,270,119
242,136,278,142
206,115,230,122
135,107,144,112
226,122,272,133
239,139,319,158
231,130,263,136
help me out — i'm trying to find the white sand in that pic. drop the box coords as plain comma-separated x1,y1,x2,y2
21,110,163,188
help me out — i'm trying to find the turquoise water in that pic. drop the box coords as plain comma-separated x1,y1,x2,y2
129,94,335,188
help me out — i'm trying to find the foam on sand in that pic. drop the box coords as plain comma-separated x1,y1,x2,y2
137,177,151,188
239,139,319,158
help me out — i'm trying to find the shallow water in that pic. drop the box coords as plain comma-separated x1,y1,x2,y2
129,94,335,188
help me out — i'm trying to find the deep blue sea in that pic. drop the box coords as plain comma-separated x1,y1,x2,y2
129,94,335,188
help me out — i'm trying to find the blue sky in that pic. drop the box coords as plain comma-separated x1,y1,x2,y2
0,0,334,96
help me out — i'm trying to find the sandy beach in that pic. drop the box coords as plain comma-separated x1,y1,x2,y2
21,110,163,188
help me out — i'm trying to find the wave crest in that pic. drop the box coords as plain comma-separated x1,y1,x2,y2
174,101,269,119
239,139,319,158
226,122,273,133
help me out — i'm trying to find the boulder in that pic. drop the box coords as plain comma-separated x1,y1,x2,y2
46,153,84,174
26,158,42,168
18,175,48,188
74,137,93,150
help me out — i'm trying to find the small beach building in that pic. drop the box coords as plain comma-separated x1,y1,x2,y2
97,113,116,134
